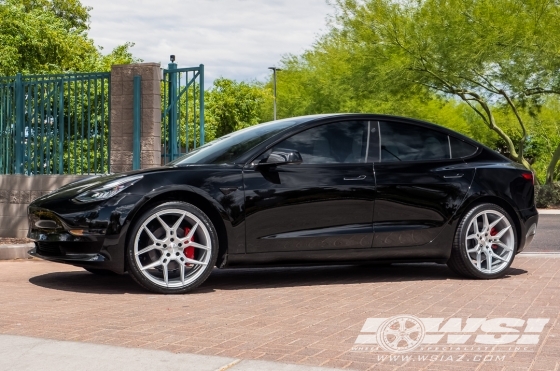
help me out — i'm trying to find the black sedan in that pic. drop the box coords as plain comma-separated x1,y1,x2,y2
28,114,538,294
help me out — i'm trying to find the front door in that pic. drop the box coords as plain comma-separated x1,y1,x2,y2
372,120,476,248
243,120,377,253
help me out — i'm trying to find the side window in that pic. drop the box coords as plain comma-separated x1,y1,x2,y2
379,121,450,162
271,121,370,164
450,136,477,158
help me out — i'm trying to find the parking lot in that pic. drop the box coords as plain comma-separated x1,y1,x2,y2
0,215,558,371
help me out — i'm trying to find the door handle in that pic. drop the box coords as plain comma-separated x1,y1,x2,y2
443,174,464,179
344,175,367,181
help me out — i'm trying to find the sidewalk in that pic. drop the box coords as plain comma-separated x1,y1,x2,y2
0,258,559,371
0,335,346,371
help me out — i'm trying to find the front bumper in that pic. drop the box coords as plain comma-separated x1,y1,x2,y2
29,246,105,263
28,235,118,270
30,237,105,257
26,194,145,273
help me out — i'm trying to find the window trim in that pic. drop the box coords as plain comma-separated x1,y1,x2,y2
448,135,479,160
364,121,371,163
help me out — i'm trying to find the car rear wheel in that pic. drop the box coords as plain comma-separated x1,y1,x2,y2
447,203,517,279
126,201,218,294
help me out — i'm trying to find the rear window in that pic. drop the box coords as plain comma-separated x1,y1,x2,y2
450,136,477,158
379,121,450,162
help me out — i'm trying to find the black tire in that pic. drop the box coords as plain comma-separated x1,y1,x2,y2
447,203,517,279
84,268,118,275
126,201,219,294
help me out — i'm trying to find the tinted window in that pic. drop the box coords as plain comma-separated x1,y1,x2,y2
271,121,370,164
450,136,477,158
170,119,298,165
379,121,450,162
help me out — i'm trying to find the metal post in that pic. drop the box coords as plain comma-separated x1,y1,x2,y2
58,81,64,174
199,64,205,146
14,73,24,174
133,75,142,170
273,69,277,120
168,62,178,161
268,67,281,120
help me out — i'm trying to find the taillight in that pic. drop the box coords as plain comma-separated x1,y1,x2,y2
521,172,534,184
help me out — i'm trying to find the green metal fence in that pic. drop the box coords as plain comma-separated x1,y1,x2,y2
162,64,204,163
0,72,111,175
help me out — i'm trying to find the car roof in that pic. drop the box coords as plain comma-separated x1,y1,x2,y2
233,113,486,165
287,113,475,142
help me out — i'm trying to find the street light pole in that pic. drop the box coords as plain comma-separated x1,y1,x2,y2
268,67,282,120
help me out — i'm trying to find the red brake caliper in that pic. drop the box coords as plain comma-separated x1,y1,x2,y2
490,227,498,249
184,227,195,265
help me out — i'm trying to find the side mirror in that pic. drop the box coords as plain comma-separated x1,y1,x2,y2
260,149,303,166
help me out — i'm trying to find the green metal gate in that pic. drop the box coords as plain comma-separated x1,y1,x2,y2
0,72,111,175
162,63,205,163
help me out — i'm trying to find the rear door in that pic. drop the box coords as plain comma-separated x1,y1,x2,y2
372,120,476,248
243,120,377,253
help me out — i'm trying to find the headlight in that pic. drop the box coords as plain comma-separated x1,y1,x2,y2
73,175,143,203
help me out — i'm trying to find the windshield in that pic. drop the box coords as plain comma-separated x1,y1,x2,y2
169,119,298,165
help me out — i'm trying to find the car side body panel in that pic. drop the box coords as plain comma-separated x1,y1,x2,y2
372,160,475,248
243,163,376,253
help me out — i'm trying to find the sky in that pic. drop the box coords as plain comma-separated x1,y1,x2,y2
81,0,333,84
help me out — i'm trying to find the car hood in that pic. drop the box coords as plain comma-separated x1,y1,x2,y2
57,167,171,192
30,166,175,208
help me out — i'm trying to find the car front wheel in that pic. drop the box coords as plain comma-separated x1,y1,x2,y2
447,203,517,279
126,201,218,294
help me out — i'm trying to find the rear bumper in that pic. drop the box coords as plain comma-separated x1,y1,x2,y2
517,209,539,253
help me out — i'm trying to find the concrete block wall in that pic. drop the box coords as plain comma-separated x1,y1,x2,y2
0,62,163,238
110,63,162,173
0,175,87,238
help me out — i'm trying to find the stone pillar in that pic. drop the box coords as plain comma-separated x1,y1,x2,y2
110,63,161,173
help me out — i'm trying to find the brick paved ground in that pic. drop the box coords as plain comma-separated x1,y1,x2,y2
0,257,558,371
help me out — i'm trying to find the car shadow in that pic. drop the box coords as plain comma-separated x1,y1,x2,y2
28,270,146,295
28,263,528,295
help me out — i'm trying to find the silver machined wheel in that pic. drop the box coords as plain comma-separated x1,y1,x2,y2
464,209,515,274
133,208,212,288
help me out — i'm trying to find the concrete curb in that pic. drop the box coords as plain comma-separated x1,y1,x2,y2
518,252,560,258
538,209,560,214
0,243,33,260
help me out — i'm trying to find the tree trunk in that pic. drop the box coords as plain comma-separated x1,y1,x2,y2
545,143,560,184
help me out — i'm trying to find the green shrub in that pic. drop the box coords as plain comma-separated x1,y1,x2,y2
535,183,560,208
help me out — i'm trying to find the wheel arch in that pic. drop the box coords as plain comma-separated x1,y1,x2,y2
124,189,230,271
457,195,523,251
